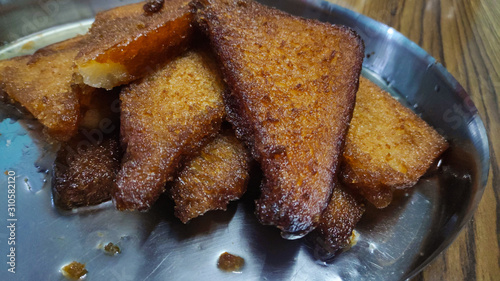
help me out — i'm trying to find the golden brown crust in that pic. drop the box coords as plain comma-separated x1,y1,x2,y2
76,0,195,89
53,134,121,210
0,36,91,141
340,77,449,208
170,129,251,223
311,183,364,256
194,0,364,235
114,49,226,211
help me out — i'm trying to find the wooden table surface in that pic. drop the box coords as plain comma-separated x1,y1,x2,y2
325,0,499,280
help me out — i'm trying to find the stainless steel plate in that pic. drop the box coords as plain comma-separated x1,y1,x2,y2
0,0,489,280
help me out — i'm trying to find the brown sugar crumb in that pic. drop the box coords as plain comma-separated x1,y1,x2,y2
217,252,245,272
144,0,165,13
103,242,121,256
61,261,87,280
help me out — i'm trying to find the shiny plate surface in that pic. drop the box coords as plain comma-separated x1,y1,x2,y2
0,0,489,280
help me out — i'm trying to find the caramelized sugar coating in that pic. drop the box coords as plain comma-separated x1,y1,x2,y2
171,129,251,223
0,36,91,141
76,0,195,89
311,183,364,256
115,49,226,211
340,77,448,208
53,134,121,210
194,0,364,235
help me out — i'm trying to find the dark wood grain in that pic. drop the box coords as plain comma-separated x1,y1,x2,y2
326,0,500,280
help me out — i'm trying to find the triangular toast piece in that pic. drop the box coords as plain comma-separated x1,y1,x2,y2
0,36,92,141
114,48,226,210
194,0,364,235
310,182,364,258
170,128,251,223
75,0,194,89
340,77,448,208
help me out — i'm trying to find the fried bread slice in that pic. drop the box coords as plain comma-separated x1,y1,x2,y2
114,48,226,211
194,0,364,235
170,129,251,223
0,36,92,141
53,134,121,210
75,0,195,89
340,77,448,208
52,89,121,210
310,182,364,257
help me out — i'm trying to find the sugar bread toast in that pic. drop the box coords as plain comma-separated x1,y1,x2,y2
53,134,121,210
194,0,364,235
310,182,364,256
171,129,251,223
0,36,92,141
340,77,448,208
114,48,226,211
52,89,121,209
76,0,194,89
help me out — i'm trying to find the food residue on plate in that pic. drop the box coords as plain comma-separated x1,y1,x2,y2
103,242,121,256
61,261,87,280
349,230,360,247
217,252,245,272
21,40,35,51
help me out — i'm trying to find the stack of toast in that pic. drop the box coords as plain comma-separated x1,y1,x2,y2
0,0,448,258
